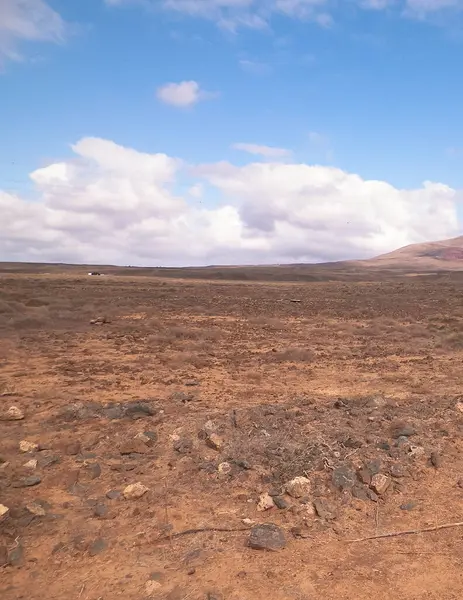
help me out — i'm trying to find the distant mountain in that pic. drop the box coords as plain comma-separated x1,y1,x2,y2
358,235,463,270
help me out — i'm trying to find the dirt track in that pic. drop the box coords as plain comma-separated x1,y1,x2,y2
1,274,463,600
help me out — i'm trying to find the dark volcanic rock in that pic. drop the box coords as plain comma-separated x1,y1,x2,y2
89,538,107,556
332,465,356,491
12,475,41,488
248,524,286,551
390,421,416,439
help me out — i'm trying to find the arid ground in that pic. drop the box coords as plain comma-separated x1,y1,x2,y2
1,271,463,600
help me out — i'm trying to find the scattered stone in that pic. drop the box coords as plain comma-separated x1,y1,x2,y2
352,485,369,501
65,441,81,455
332,466,356,491
343,437,363,449
79,462,101,481
233,459,251,470
400,501,416,511
19,440,39,453
125,401,155,419
90,316,107,326
390,464,408,478
366,459,382,476
23,459,38,470
38,454,60,468
171,391,194,403
187,568,196,575
135,431,157,446
430,451,442,468
184,380,199,387
313,499,336,521
273,496,290,510
120,439,150,455
0,504,9,520
457,478,463,489
12,475,41,488
8,544,24,567
367,489,379,502
408,445,425,458
207,593,224,600
390,421,416,439
377,441,391,452
248,524,286,551
370,473,391,495
123,482,149,499
217,462,232,475
89,538,107,556
26,502,46,517
242,518,254,526
455,401,463,413
285,476,311,498
357,468,371,485
290,526,312,539
145,580,162,596
0,406,24,421
93,503,109,518
106,489,121,500
257,493,276,511
395,436,410,448
173,438,193,454
206,433,223,451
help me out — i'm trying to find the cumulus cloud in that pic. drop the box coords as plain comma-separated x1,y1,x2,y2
0,0,66,66
0,137,461,266
232,143,291,158
156,80,214,107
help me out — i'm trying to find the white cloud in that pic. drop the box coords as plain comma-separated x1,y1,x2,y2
0,136,461,266
0,0,66,66
232,142,292,158
156,80,213,107
239,59,272,75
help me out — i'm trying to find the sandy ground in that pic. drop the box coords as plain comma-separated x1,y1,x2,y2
1,273,462,600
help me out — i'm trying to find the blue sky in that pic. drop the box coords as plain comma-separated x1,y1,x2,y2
0,0,462,266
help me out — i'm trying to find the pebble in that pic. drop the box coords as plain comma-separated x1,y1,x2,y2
8,544,24,566
455,401,463,413
0,504,9,520
430,451,442,468
408,445,425,458
357,468,371,485
352,485,369,501
366,459,382,476
145,581,162,596
217,462,232,475
457,478,463,489
19,440,39,453
273,496,290,509
248,524,286,551
285,476,311,498
12,475,42,488
106,489,121,500
313,499,336,521
23,459,38,470
390,464,408,478
173,438,193,454
26,502,46,516
332,466,356,491
206,433,223,451
257,493,275,511
135,431,157,446
0,406,25,421
400,501,416,511
370,474,391,495
89,538,107,556
123,482,149,499
93,503,109,518
242,518,255,526
390,422,416,439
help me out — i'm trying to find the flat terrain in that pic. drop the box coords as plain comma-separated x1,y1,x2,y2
1,272,463,600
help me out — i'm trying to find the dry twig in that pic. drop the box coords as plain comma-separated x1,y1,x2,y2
348,521,463,543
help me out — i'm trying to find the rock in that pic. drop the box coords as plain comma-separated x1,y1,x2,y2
0,406,24,421
0,504,9,520
248,524,286,551
79,462,101,481
93,503,108,518
233,459,251,470
390,464,408,478
207,593,223,600
366,459,382,476
206,433,223,451
313,499,336,520
8,544,24,566
357,468,371,485
457,478,463,489
285,476,311,498
273,496,290,509
400,501,416,511
217,462,232,475
173,438,193,454
171,391,194,403
352,485,369,501
290,526,312,539
119,439,150,455
38,454,60,468
23,459,38,470
390,421,416,439
145,580,162,596
370,474,390,495
242,518,254,526
343,437,363,449
367,489,379,502
455,401,463,413
123,482,149,499
89,538,107,556
125,401,155,419
135,431,157,446
184,380,199,387
26,502,46,516
19,440,39,453
106,489,121,500
257,493,275,511
430,451,442,468
12,475,41,488
90,316,107,326
408,445,425,458
65,441,81,455
332,466,356,491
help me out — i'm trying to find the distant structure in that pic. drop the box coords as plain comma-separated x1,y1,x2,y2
88,272,102,276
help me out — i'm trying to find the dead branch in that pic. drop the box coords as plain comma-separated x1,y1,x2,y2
348,521,463,543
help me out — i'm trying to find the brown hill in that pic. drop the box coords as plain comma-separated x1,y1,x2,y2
357,234,463,271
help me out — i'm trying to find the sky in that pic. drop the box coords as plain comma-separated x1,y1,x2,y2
1,0,463,267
